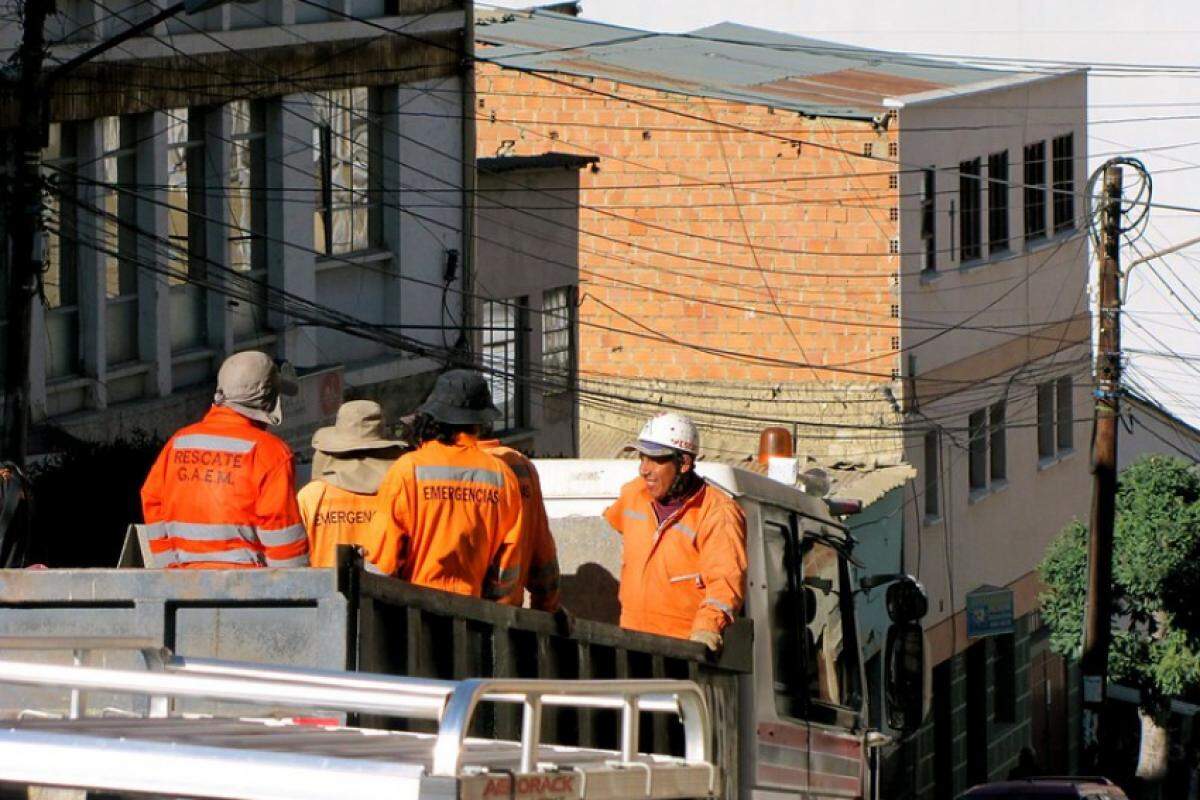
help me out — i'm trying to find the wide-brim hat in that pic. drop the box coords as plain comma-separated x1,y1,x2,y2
312,400,406,454
214,351,298,426
417,369,501,425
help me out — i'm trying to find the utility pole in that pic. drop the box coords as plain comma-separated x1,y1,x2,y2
1,0,52,468
1081,164,1123,774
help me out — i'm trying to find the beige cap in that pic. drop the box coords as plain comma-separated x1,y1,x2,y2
213,351,298,426
312,400,406,455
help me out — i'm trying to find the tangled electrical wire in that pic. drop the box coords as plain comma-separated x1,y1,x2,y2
1086,156,1153,248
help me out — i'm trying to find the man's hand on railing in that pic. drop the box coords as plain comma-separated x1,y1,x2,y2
689,630,722,653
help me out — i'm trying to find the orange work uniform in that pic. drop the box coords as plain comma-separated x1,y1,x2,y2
603,479,747,639
478,439,561,612
141,406,309,568
298,481,397,574
371,433,524,597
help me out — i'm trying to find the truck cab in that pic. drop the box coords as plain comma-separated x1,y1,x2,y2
536,459,928,800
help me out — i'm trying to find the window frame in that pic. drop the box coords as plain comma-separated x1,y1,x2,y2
100,115,140,367
1024,141,1047,243
1037,381,1056,460
165,106,209,354
968,409,987,491
229,99,272,341
987,150,1010,255
313,87,381,257
1056,375,1074,452
1052,132,1076,234
989,401,1007,483
958,157,982,262
921,167,936,272
481,297,529,434
541,285,576,396
924,430,940,518
43,121,82,379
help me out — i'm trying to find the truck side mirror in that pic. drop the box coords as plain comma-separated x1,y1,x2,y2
884,622,929,735
885,576,928,623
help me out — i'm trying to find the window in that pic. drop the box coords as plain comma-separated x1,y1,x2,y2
987,150,1009,254
921,167,936,271
481,298,527,432
166,107,207,353
968,410,987,491
1056,376,1074,451
924,430,939,517
762,514,861,723
990,401,1007,482
229,100,270,341
1037,382,1055,459
1038,376,1075,461
1052,132,1075,233
969,401,1007,495
959,158,981,262
100,116,139,366
541,286,575,394
1024,141,1047,242
43,122,81,379
313,88,378,256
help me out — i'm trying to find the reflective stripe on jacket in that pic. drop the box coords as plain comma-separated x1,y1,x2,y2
140,406,309,569
298,480,395,574
478,440,561,612
370,433,524,597
603,478,747,638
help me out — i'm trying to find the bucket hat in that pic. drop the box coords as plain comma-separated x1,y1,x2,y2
312,401,406,455
417,369,500,425
213,351,298,426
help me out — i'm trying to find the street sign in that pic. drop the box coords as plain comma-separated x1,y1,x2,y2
966,585,1014,638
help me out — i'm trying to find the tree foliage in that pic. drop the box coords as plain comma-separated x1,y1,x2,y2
1039,455,1200,707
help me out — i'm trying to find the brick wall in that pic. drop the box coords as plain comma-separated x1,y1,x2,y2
475,65,902,460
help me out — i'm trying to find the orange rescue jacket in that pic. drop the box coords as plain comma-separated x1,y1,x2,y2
298,480,397,574
371,433,524,597
140,406,309,568
478,440,561,612
603,478,747,638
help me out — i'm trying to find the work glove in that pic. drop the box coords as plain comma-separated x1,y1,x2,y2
690,629,723,653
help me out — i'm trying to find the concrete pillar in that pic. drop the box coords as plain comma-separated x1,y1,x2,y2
28,299,47,421
379,85,405,332
136,110,172,396
266,93,317,367
75,118,108,409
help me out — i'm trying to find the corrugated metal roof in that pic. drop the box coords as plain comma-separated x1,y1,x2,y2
475,11,1023,120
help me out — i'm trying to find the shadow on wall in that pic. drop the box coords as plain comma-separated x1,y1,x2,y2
24,431,164,568
560,562,621,625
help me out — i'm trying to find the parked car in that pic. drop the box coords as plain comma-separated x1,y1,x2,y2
960,777,1129,799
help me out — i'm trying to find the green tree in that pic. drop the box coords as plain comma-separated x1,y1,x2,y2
1039,454,1200,781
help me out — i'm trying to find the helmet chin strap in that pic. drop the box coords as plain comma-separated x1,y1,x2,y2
663,454,700,501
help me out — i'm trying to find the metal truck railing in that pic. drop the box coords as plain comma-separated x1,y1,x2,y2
0,653,719,799
0,550,751,795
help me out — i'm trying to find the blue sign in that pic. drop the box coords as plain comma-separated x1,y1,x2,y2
966,585,1015,638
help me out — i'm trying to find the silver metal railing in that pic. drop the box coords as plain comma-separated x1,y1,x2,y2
0,651,713,777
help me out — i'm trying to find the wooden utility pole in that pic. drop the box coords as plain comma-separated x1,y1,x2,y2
1081,164,1123,772
1,0,52,468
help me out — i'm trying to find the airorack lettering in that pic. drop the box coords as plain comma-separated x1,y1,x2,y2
481,774,576,798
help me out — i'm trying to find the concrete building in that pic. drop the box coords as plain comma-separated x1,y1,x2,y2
1119,392,1200,467
0,0,472,459
474,152,596,456
474,10,1092,797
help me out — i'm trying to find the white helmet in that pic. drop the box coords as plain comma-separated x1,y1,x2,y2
630,413,700,457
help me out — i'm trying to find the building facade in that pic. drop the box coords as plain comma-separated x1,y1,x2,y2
474,152,595,457
474,10,1092,797
0,0,472,458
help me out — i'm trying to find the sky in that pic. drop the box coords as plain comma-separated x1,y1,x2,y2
480,0,1200,426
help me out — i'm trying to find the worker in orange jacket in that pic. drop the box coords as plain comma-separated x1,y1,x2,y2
477,436,561,612
141,351,309,568
371,370,524,598
298,400,408,573
603,413,747,651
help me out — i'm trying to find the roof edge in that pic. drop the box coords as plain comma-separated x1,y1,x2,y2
885,67,1087,109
